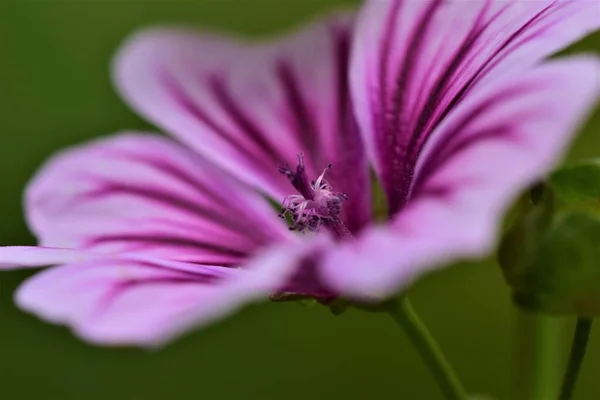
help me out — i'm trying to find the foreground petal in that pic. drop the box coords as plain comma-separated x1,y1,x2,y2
0,247,101,269
352,0,600,214
26,133,290,266
324,56,600,299
16,240,315,347
113,12,371,232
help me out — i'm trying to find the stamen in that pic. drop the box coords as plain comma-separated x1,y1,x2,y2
278,153,314,200
278,155,352,239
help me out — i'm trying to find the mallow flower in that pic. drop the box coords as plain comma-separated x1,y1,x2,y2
0,0,598,347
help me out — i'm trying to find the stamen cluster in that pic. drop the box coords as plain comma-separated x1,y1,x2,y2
279,155,348,233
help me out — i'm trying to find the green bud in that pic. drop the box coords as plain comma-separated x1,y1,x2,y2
498,159,600,316
514,212,600,316
498,185,554,288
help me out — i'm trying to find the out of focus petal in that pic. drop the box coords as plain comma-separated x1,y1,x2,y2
325,56,600,299
113,12,371,232
16,239,316,347
0,247,101,269
351,0,600,214
26,132,290,266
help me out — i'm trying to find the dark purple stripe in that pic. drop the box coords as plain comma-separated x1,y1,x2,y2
417,125,515,188
383,0,444,214
106,149,224,203
408,2,496,153
485,1,559,66
87,234,249,259
376,0,403,155
74,181,244,233
413,184,454,201
123,259,225,281
275,61,320,167
389,1,553,213
389,0,443,140
208,75,283,166
144,216,264,248
331,24,370,232
413,1,557,186
413,177,481,201
160,70,275,173
479,1,566,77
409,35,454,129
411,84,538,192
88,273,218,321
415,96,515,188
398,1,506,197
434,1,557,126
83,258,226,281
101,150,272,242
334,26,352,131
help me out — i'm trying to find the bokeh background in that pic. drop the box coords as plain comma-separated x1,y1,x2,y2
0,1,599,399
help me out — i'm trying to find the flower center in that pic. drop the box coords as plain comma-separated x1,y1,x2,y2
278,154,352,239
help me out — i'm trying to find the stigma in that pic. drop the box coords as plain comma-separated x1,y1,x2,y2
278,154,350,236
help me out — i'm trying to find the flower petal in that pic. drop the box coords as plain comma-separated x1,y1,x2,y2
15,245,308,347
113,12,371,232
351,0,600,214
26,132,290,266
0,247,101,269
324,56,600,299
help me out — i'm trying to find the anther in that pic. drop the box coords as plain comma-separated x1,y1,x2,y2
278,154,352,238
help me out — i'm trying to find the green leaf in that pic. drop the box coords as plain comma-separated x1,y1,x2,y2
514,212,600,316
548,159,600,210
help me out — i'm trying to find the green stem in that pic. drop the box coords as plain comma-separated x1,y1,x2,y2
388,296,468,400
513,311,533,400
531,314,563,400
559,318,593,400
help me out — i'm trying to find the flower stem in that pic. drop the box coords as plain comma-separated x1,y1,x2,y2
559,318,593,400
531,314,563,400
513,311,533,400
388,296,468,400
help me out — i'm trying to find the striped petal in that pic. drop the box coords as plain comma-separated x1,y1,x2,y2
26,132,290,266
351,0,600,215
15,244,309,347
113,12,371,232
0,247,102,269
324,56,600,299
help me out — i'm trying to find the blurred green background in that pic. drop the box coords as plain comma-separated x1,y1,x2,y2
0,1,599,399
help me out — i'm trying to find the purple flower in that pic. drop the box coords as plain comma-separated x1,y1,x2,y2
1,0,598,347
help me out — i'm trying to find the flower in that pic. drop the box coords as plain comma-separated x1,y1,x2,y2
1,0,598,347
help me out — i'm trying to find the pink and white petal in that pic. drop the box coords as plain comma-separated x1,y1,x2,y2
26,132,290,266
351,0,600,214
0,247,102,269
16,238,320,347
113,12,371,232
324,56,600,299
